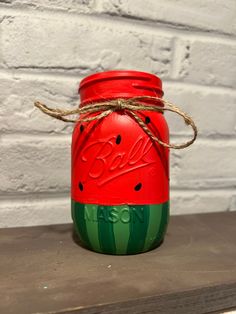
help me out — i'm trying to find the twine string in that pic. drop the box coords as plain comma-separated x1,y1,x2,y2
34,96,197,149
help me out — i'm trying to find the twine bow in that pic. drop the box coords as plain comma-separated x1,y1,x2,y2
34,96,197,149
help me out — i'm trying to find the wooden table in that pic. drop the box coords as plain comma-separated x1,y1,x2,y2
1,212,236,314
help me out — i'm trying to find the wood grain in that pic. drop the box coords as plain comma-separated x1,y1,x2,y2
1,212,236,314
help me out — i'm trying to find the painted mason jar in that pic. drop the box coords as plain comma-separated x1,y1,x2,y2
71,70,169,255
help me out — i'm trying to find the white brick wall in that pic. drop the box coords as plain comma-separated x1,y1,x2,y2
0,0,235,227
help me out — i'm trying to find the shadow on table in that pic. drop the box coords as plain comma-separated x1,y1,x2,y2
71,228,90,251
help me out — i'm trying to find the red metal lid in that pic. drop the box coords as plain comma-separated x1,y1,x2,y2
79,70,163,105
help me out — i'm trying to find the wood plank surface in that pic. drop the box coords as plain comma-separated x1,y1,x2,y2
1,212,236,314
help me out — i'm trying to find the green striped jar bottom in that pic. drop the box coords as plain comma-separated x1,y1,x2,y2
71,200,169,255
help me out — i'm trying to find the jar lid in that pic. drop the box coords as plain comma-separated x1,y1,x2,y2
79,70,163,105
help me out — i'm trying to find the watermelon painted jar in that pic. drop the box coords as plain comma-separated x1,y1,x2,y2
71,70,169,255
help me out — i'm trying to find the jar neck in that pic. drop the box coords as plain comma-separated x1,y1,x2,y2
79,70,163,106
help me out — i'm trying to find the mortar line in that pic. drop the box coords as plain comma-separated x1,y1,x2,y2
1,133,236,144
0,188,235,204
0,4,235,44
0,68,235,95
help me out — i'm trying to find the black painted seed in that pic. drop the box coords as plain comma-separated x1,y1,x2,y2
145,116,151,124
116,134,122,144
80,124,84,132
79,182,84,191
134,183,142,191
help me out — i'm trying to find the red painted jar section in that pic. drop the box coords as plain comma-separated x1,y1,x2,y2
72,70,169,205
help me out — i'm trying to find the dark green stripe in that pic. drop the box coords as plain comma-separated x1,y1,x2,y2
72,200,91,249
112,206,130,254
97,206,116,254
84,204,101,253
71,201,75,222
150,201,169,250
158,201,169,240
142,203,163,252
126,205,150,254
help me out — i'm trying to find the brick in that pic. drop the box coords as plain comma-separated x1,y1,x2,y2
0,18,4,67
171,140,236,189
163,83,236,137
0,1,235,227
98,0,236,35
0,136,71,194
1,15,173,77
0,75,77,134
175,38,236,88
2,0,236,36
1,135,235,195
1,75,235,137
4,0,96,13
1,75,235,138
0,198,71,227
171,190,235,215
0,191,234,227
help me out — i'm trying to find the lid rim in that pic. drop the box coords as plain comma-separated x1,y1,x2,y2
79,70,163,105
79,70,162,91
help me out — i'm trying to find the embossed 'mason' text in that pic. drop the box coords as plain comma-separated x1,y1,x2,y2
84,205,144,223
